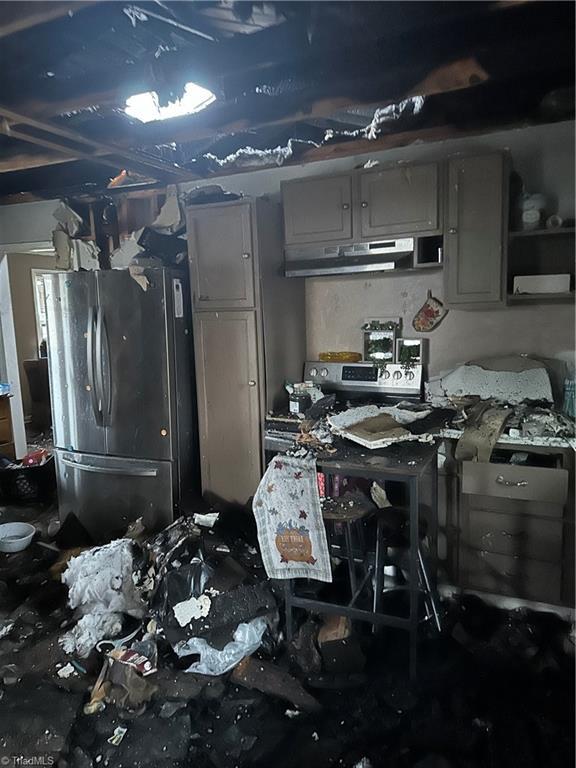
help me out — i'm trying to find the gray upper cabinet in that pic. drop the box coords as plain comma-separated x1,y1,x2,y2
282,174,353,245
187,202,255,309
359,163,440,239
444,153,507,307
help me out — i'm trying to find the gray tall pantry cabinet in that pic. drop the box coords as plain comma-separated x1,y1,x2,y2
187,198,305,505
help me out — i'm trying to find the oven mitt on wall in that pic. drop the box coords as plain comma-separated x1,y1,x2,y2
412,290,448,332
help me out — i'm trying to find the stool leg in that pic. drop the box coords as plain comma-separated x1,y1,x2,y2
408,476,419,682
373,517,385,615
357,518,367,564
344,521,357,597
418,546,442,634
283,580,294,641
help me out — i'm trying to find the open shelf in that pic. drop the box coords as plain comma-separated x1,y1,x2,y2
507,292,574,304
507,224,574,300
509,227,575,239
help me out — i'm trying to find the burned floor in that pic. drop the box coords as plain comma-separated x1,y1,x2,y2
0,502,573,768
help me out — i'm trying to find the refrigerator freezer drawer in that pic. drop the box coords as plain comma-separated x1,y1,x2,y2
56,450,175,541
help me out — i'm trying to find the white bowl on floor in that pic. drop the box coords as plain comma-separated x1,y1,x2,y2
0,522,36,552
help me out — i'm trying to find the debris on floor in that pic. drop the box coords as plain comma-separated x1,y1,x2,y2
0,502,573,768
231,655,322,712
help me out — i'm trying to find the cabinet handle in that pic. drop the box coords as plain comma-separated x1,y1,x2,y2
361,201,369,208
242,252,251,259
342,203,350,210
448,227,458,234
248,380,257,387
496,474,527,488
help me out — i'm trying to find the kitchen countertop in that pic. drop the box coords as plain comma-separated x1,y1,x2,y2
437,428,576,450
313,437,437,478
265,411,575,451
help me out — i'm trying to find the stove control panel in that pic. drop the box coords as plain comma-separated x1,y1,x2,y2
304,361,423,396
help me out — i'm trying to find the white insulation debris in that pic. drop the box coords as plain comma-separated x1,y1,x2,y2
204,139,319,169
325,96,425,143
60,539,145,657
60,613,124,658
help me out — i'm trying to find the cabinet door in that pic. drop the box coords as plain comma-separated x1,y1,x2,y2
444,154,506,307
187,203,255,309
282,175,352,245
359,163,439,238
194,311,262,504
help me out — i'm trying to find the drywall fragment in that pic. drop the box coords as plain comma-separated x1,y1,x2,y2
426,358,553,405
57,663,77,679
173,594,212,626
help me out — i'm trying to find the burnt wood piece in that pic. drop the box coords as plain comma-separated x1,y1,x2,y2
231,656,321,712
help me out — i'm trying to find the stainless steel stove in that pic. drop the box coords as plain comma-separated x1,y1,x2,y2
303,361,423,400
264,361,425,456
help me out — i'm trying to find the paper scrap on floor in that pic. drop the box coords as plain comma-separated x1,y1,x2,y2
328,403,434,449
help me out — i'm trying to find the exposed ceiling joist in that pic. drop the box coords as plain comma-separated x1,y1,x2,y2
0,105,190,181
0,56,490,174
127,57,492,149
0,147,74,173
0,1,93,39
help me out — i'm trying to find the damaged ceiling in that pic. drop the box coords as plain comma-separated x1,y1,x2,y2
0,0,574,201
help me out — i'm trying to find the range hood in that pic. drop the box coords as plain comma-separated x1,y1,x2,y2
285,238,415,277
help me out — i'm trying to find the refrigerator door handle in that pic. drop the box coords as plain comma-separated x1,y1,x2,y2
87,307,103,424
60,455,159,477
96,309,112,422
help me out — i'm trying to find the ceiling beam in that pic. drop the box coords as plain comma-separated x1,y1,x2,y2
2,106,571,204
0,55,493,177
0,148,76,173
0,1,94,39
87,34,568,154
0,104,190,181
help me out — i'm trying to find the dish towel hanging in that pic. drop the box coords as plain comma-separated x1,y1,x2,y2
252,454,332,583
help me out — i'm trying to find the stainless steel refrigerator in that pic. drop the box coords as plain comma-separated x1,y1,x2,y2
44,268,197,541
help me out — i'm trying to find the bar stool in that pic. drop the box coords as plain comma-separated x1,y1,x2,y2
322,491,374,605
372,506,442,633
286,492,441,635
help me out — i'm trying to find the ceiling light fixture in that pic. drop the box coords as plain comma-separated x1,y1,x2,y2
125,82,216,123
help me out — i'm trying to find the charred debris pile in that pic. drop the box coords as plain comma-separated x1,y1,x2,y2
0,509,573,768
